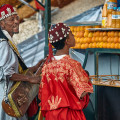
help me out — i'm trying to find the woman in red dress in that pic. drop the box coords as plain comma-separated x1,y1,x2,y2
38,23,93,120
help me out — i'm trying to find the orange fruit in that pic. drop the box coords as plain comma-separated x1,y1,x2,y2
107,37,114,43
96,43,99,48
103,36,108,42
110,43,115,49
74,27,77,32
118,37,120,43
103,31,107,36
107,43,111,48
73,44,77,49
93,32,96,37
84,31,89,37
103,43,107,48
107,31,111,37
110,31,114,37
74,32,77,36
72,32,74,35
80,26,85,31
89,43,92,48
77,26,80,32
99,37,103,42
79,31,84,37
81,44,85,49
75,32,79,37
92,37,96,43
95,31,100,37
85,43,89,49
100,32,103,37
88,32,93,38
95,37,99,42
78,38,81,43
99,42,103,48
91,43,97,48
78,43,81,49
74,36,77,40
114,32,119,37
79,38,83,44
115,43,119,49
83,38,87,43
70,26,74,32
73,32,76,36
114,37,119,43
76,37,80,43
119,44,120,49
87,37,92,43
111,37,114,42
107,37,111,43
118,32,120,37
80,37,84,44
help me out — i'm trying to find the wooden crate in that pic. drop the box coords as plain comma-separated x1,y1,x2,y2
0,0,22,7
51,0,74,8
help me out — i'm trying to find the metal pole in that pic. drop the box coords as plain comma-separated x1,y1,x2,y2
94,52,98,120
44,0,51,57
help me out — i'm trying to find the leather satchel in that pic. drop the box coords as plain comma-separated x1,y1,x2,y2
2,59,45,118
2,81,39,117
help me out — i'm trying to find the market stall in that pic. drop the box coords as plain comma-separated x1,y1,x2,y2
66,0,120,119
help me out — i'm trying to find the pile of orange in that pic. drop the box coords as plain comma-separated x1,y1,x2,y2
70,25,120,49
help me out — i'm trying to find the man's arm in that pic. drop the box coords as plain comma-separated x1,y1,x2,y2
9,73,41,84
28,58,46,73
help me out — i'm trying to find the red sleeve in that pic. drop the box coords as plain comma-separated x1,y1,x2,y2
80,94,89,109
27,98,38,117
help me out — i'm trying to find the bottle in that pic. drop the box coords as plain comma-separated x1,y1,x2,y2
118,7,120,28
116,7,120,28
111,7,117,28
107,0,117,14
102,1,108,27
107,0,117,27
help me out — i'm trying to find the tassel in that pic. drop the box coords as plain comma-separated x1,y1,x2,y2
45,43,55,64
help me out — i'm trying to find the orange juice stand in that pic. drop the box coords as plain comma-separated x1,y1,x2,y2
69,23,120,87
68,22,120,120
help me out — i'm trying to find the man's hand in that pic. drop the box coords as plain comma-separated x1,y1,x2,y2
29,76,41,84
29,58,47,73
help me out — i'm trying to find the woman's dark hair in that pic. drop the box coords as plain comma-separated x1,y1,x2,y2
51,37,67,50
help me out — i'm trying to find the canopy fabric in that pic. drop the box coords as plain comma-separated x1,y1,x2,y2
17,5,102,67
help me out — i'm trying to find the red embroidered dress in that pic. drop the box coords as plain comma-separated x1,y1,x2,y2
39,55,93,120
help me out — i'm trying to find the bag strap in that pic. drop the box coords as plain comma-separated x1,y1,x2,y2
0,28,27,70
7,40,28,70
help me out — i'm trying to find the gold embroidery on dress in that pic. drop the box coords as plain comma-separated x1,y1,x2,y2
41,55,93,97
